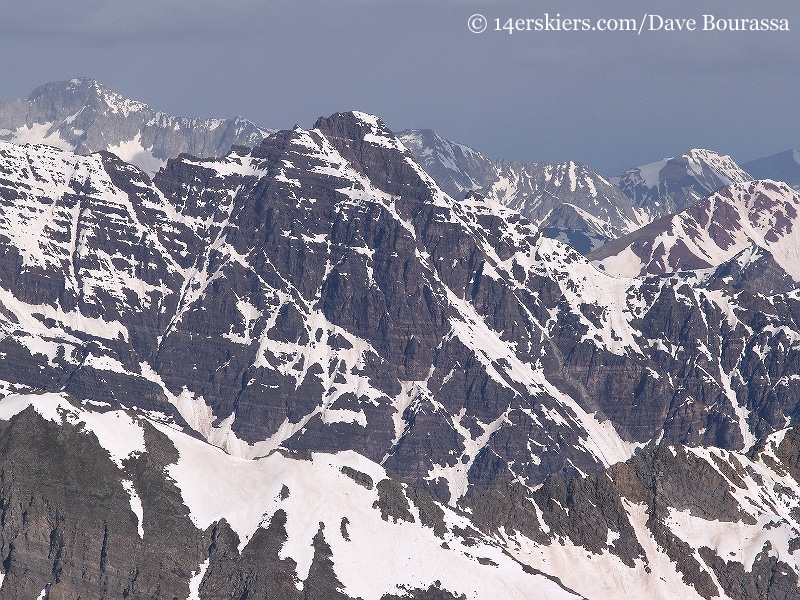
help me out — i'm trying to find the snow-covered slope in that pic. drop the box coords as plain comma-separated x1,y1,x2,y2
613,149,753,221
0,392,582,600
589,179,800,281
0,78,272,174
4,391,800,600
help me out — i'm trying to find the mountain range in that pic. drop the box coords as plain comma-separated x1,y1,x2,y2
0,78,271,174
2,79,797,257
398,129,646,254
0,80,799,599
611,149,754,221
589,179,800,287
397,131,800,258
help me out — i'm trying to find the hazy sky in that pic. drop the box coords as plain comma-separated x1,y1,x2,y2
1,0,798,175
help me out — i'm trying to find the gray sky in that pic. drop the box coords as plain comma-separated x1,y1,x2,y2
1,0,798,176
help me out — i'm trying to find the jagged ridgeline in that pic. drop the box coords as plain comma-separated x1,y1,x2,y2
398,131,758,255
0,78,272,174
1,104,800,598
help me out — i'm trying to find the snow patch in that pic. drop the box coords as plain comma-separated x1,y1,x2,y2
9,122,73,150
121,479,145,538
594,246,644,278
106,133,165,175
187,558,210,600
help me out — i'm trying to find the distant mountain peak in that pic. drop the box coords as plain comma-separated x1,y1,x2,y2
398,129,645,253
26,78,149,120
613,148,752,220
590,178,800,284
0,78,272,174
397,129,495,200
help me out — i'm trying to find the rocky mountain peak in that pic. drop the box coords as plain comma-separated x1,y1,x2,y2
306,111,449,212
314,111,406,153
708,245,798,294
26,77,148,119
613,148,753,220
590,178,800,283
0,78,272,174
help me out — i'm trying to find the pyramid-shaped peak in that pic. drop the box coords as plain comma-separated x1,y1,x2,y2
26,78,149,118
313,111,397,144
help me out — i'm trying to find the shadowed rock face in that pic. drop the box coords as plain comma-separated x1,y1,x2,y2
2,394,800,599
3,110,800,598
3,115,800,504
0,407,205,599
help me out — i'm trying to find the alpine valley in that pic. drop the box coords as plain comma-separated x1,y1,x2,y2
0,81,800,600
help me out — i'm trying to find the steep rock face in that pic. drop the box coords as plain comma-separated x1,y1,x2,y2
707,246,798,295
3,393,800,600
0,402,206,599
0,142,187,419
464,428,800,600
3,116,800,510
0,79,271,174
143,113,635,493
613,149,752,221
0,393,582,600
589,180,800,283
